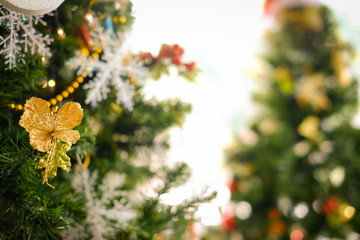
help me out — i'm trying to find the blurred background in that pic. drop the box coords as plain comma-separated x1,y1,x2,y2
127,0,360,239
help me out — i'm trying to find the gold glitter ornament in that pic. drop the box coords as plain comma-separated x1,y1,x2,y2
19,97,83,152
36,141,71,186
19,97,83,188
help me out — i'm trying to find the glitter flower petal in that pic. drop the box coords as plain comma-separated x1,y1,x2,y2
29,129,52,152
19,97,83,152
19,97,52,133
52,130,80,145
55,102,84,131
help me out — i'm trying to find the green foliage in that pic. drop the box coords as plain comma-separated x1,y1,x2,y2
95,96,192,159
0,54,44,128
0,132,67,239
0,0,206,239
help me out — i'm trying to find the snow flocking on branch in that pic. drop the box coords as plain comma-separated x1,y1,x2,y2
0,5,52,69
68,26,149,110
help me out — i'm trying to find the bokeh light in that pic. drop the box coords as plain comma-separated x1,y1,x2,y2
329,166,345,187
195,203,222,226
48,79,56,88
293,202,309,219
235,201,252,220
290,229,305,240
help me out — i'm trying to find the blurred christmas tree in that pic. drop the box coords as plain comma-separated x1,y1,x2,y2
0,0,214,239
222,0,360,239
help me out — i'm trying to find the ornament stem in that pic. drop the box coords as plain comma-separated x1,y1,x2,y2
43,138,57,189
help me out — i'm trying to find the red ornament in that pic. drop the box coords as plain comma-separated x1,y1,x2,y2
157,44,185,65
80,25,92,51
321,196,339,215
171,44,184,65
263,0,277,15
171,55,182,65
228,178,238,193
268,208,281,220
266,221,286,235
139,52,153,61
263,0,320,16
172,44,184,57
221,208,236,232
188,223,197,240
157,44,172,61
184,62,196,72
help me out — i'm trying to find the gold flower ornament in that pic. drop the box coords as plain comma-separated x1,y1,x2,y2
19,97,83,187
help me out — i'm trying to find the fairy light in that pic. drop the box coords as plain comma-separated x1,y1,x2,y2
84,13,94,24
48,79,56,87
57,27,65,39
15,104,22,111
57,28,64,35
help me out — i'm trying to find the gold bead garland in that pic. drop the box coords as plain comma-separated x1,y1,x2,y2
112,16,127,24
8,42,102,111
8,17,105,112
47,74,84,107
8,74,86,111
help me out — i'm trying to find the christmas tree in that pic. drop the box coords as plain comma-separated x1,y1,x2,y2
224,0,360,239
0,1,214,239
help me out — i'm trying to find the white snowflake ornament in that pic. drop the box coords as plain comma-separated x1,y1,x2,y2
65,157,137,240
0,5,52,69
68,26,148,110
